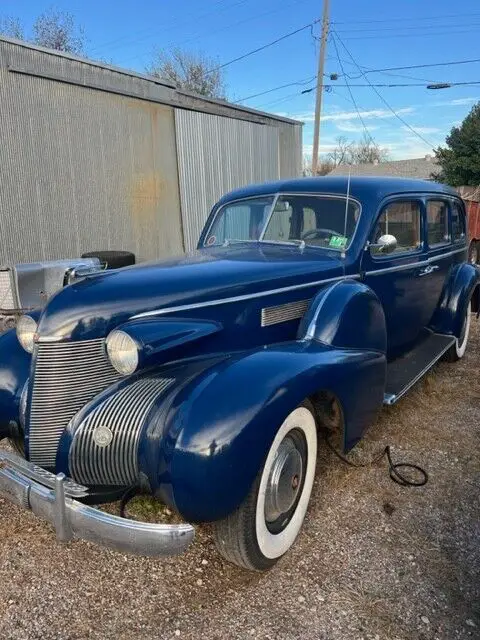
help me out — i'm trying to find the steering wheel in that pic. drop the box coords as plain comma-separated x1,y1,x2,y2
301,228,340,241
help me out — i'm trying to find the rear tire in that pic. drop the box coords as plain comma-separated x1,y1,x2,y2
444,304,471,362
81,250,135,269
213,401,317,571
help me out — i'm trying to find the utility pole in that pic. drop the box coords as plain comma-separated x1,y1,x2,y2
311,0,330,174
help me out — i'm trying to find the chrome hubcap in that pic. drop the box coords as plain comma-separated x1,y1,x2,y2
264,436,303,523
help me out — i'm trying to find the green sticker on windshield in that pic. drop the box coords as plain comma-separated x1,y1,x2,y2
329,235,348,248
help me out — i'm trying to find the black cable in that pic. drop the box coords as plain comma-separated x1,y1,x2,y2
119,486,141,518
325,435,428,487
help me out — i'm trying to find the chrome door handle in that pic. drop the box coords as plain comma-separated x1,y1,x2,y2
418,265,440,276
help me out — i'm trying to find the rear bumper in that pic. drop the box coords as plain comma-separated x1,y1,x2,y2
0,450,195,556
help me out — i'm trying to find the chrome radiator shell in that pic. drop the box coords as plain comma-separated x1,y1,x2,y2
69,377,174,486
28,339,120,467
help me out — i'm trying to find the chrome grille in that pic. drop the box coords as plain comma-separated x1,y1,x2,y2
28,339,121,467
261,299,310,327
69,377,174,486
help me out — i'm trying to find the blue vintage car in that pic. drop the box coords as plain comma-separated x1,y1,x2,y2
0,177,478,571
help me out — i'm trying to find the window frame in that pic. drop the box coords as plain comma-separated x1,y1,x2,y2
425,198,451,249
450,198,467,245
370,197,424,261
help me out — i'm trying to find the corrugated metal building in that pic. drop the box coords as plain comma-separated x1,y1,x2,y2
0,36,302,263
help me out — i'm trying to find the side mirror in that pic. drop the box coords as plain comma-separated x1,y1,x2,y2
369,234,397,255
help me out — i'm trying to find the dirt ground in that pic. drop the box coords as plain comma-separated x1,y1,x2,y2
0,319,478,640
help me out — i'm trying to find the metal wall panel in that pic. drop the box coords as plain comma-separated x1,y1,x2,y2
278,122,303,178
175,109,282,250
0,38,302,264
0,40,184,263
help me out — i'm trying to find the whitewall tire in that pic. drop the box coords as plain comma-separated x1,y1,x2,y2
213,402,317,571
445,304,471,362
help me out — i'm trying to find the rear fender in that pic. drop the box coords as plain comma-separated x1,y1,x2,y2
142,340,385,523
429,263,480,335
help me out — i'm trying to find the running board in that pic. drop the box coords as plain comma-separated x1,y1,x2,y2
383,333,455,405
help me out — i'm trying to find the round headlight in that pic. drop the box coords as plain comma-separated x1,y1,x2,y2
106,330,139,376
16,315,37,353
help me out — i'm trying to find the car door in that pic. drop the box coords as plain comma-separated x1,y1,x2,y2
424,198,452,322
361,197,429,357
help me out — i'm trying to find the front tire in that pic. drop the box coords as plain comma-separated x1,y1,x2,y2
213,402,317,571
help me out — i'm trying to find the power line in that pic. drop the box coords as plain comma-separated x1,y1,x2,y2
89,0,249,55
330,33,376,145
302,80,480,89
338,57,480,79
338,28,480,41
332,12,480,25
334,21,480,33
331,30,435,149
237,75,316,103
205,20,320,74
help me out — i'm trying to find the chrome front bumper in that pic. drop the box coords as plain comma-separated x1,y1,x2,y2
0,450,195,556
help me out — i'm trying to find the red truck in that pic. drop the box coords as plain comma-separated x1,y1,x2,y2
465,199,480,264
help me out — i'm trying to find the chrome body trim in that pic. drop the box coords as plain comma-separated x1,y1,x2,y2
261,299,310,327
0,450,194,556
70,377,174,486
131,274,361,320
365,246,467,277
28,339,121,466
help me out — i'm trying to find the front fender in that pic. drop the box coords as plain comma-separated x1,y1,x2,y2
0,329,31,439
429,263,480,336
143,341,385,523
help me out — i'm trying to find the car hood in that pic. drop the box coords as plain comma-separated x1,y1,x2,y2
37,243,345,339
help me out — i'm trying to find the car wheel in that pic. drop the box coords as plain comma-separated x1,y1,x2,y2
444,304,471,362
213,401,317,571
468,241,479,265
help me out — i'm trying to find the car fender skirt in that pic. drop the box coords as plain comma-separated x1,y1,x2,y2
298,279,387,352
429,263,480,336
143,342,386,523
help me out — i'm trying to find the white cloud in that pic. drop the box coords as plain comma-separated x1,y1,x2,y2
336,121,379,133
285,107,414,124
322,107,414,122
433,97,478,107
400,125,441,134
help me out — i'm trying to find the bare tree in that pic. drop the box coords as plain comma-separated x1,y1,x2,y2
350,133,389,165
33,8,86,55
0,16,24,39
146,48,226,99
327,136,355,167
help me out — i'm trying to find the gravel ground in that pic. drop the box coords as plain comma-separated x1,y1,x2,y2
0,319,478,640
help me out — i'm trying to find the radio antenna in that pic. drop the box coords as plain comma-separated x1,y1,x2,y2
343,169,351,240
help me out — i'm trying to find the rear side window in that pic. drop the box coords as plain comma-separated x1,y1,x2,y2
451,201,466,243
427,200,449,246
372,200,422,255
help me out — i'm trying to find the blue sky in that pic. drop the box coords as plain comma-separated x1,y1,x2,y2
3,0,480,160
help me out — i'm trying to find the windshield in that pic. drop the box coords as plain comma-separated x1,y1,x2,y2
204,194,361,250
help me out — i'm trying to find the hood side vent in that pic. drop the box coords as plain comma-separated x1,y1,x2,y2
261,299,310,327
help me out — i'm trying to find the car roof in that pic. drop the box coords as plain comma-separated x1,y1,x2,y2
216,176,459,206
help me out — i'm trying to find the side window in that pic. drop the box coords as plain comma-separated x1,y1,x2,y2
451,201,466,243
427,200,449,246
372,201,422,256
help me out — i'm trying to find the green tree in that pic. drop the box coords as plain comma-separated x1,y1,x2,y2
433,102,480,186
146,48,226,99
